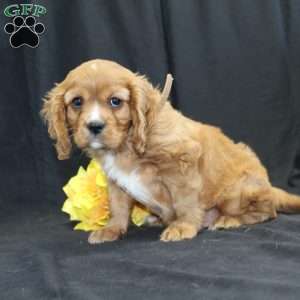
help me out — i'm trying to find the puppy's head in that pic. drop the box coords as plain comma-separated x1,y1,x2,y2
41,59,160,159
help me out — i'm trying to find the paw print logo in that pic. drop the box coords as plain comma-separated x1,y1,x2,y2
4,16,45,48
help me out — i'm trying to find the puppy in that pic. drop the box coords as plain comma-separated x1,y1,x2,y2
41,59,300,243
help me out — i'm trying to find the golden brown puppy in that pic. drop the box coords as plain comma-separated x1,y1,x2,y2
41,59,300,243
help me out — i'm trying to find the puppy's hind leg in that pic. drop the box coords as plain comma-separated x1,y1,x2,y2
212,209,274,230
212,177,277,230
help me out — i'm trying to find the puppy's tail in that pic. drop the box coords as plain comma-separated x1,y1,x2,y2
271,187,300,213
161,73,173,103
157,74,173,112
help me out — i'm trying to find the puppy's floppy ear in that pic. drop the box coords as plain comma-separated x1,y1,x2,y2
41,82,71,160
129,75,159,155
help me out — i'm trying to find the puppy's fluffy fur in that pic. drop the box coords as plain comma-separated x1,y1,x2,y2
42,59,300,243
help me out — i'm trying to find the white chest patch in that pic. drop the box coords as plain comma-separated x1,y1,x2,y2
101,153,153,208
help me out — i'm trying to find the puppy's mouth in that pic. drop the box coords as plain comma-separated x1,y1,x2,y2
84,128,106,150
87,135,106,150
89,140,104,150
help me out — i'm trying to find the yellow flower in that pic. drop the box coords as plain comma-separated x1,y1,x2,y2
131,203,151,227
62,160,110,231
62,159,151,231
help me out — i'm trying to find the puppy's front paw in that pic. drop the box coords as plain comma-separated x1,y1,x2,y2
88,226,123,244
160,222,198,242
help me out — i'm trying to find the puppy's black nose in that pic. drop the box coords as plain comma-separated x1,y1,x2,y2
87,122,105,135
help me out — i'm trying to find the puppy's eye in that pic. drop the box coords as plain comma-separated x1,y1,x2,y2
109,97,122,108
71,97,83,108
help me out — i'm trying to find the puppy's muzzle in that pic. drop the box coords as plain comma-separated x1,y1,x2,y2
87,121,105,135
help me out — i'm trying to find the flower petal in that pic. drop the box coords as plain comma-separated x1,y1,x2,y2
131,205,151,227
